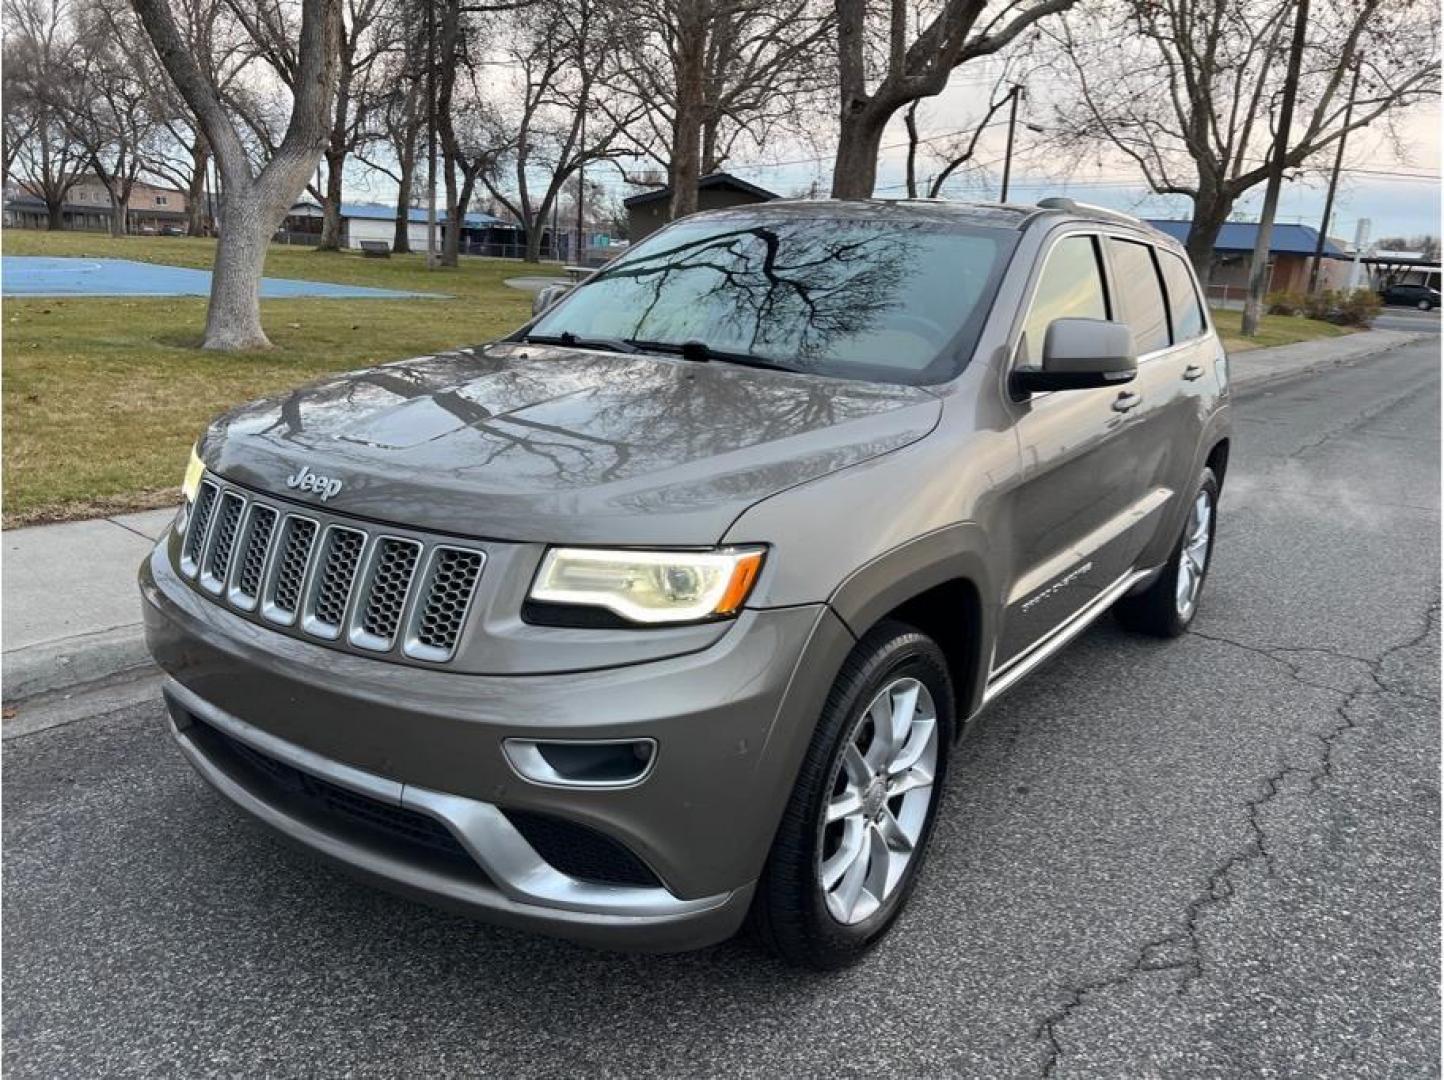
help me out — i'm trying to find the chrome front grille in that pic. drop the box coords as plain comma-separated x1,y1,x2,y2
200,491,245,594
177,475,485,665
303,526,366,640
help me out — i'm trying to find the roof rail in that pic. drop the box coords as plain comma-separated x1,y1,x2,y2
1035,197,1143,228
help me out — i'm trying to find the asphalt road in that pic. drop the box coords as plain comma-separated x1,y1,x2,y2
1373,306,1442,334
5,340,1439,1078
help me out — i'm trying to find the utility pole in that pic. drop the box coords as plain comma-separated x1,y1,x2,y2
575,102,586,266
424,0,438,269
1308,59,1362,295
999,85,1022,203
1348,217,1371,290
1242,0,1310,336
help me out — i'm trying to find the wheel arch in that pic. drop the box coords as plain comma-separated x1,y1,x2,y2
826,524,996,724
1205,437,1231,490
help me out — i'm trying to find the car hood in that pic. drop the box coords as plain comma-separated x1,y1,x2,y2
202,342,942,545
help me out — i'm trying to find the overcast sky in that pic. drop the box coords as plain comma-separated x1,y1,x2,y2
346,62,1441,245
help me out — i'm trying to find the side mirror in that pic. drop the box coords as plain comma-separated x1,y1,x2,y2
1012,317,1138,394
532,281,574,317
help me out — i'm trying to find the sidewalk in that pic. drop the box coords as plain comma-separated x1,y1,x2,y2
3,507,175,701
0,327,1429,705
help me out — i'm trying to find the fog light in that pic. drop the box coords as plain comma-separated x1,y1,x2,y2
503,738,657,788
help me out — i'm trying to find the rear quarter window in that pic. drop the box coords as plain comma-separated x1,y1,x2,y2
1158,249,1207,342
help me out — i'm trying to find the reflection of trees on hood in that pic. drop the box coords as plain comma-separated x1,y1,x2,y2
217,347,919,493
593,221,915,363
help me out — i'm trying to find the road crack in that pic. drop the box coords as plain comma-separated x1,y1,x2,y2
1032,600,1439,1078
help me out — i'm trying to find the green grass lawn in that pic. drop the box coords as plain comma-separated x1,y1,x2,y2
3,231,539,525
1210,306,1354,352
0,230,1358,525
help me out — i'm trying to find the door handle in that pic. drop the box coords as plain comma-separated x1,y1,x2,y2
1183,364,1205,381
1112,391,1142,413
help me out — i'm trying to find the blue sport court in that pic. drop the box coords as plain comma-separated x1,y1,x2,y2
1,256,444,299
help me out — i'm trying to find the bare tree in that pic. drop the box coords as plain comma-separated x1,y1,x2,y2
52,0,169,237
902,61,1025,197
130,0,343,348
355,1,424,251
608,0,833,219
830,0,1074,198
305,0,392,249
1051,0,1440,283
477,0,643,261
140,0,251,234
3,0,88,228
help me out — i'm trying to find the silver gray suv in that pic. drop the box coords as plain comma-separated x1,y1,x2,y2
140,197,1231,968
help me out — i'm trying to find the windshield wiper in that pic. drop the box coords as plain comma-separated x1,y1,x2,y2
627,338,805,374
521,331,639,354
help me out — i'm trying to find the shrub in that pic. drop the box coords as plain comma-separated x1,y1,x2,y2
1331,287,1381,327
1303,289,1337,321
1266,290,1306,316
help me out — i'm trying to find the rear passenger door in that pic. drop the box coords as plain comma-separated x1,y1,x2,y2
1102,238,1212,573
1097,237,1190,574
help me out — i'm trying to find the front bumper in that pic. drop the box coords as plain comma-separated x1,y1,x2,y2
141,545,855,951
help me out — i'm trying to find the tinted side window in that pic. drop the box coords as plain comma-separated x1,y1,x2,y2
1022,235,1108,364
1107,238,1170,354
1159,249,1206,342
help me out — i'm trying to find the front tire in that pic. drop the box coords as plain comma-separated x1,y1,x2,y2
1115,467,1219,637
1419,299,1433,311
752,621,954,969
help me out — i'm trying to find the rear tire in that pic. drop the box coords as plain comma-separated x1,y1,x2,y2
1115,467,1219,638
751,620,954,969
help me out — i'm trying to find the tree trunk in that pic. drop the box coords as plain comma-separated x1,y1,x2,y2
441,159,460,266
668,0,706,221
317,151,345,250
831,108,888,199
186,138,210,236
1183,192,1233,288
109,192,127,237
204,188,274,350
524,216,544,263
393,148,414,254
46,199,64,230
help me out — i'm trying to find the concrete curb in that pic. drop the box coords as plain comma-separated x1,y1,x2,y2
3,625,154,703
1229,329,1428,396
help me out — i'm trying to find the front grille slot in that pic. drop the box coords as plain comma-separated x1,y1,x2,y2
229,504,278,610
199,491,246,594
404,547,485,662
180,480,219,576
187,717,486,879
350,538,422,652
180,473,485,666
302,526,366,639
262,516,318,625
504,809,660,888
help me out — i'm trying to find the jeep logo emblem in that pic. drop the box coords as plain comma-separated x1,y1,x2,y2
285,465,343,501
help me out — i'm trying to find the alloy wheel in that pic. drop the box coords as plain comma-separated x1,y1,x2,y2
816,677,939,925
1175,488,1213,618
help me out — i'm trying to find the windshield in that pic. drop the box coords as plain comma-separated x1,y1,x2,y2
528,212,1016,384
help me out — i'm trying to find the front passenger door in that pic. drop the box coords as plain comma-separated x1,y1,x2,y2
995,233,1152,669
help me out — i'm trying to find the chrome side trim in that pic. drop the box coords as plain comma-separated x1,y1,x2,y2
983,567,1153,705
163,679,725,919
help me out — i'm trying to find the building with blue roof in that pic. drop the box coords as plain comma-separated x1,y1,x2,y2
1145,219,1353,300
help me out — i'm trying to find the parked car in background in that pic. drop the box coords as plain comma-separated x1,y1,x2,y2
141,196,1231,968
1379,281,1440,310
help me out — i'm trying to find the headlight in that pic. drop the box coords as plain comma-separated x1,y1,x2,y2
181,445,205,503
530,547,765,625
